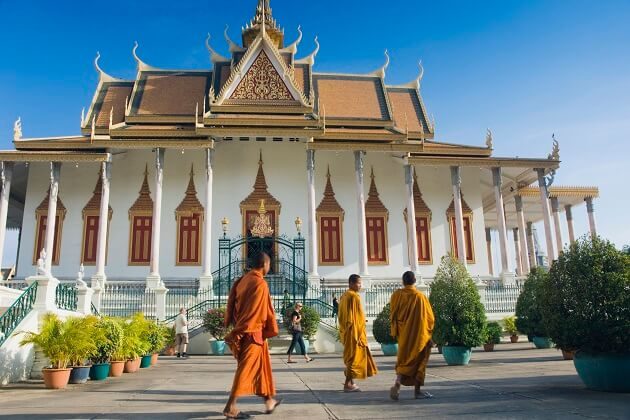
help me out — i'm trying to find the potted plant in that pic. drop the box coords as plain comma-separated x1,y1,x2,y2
145,322,167,366
203,307,230,355
19,313,74,389
118,314,149,373
540,237,630,393
515,268,553,349
483,321,502,352
67,316,99,384
90,317,123,381
429,256,486,365
299,305,320,353
503,316,519,343
162,325,177,356
373,303,397,356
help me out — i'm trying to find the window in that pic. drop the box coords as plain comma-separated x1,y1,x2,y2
366,216,388,264
449,215,475,263
416,216,432,263
82,215,99,264
318,216,343,265
129,215,152,265
33,190,66,266
177,214,202,265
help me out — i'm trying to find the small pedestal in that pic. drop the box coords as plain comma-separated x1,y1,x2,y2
500,271,517,286
198,274,214,295
25,275,59,312
146,274,162,290
77,285,94,315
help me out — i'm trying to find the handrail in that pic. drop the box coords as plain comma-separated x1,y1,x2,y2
0,282,38,347
55,282,78,312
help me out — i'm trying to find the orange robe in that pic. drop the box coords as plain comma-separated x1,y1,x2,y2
390,285,435,386
338,290,378,379
225,269,279,398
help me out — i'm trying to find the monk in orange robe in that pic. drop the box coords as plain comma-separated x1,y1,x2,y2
223,252,282,419
389,271,435,400
338,274,378,392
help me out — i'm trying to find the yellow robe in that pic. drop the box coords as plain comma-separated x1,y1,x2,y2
390,285,435,386
338,290,378,379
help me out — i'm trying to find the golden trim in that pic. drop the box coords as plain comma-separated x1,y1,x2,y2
1,150,110,162
518,186,599,199
209,104,313,114
408,155,560,169
203,117,321,128
197,126,324,137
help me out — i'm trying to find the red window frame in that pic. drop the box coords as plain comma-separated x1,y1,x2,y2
130,215,152,265
178,213,201,265
450,215,474,263
319,216,342,264
82,215,99,264
34,215,61,265
416,216,432,263
366,216,388,263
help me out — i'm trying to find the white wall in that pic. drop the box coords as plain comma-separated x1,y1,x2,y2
16,144,489,281
0,309,37,385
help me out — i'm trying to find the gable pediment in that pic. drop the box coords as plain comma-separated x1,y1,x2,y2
230,50,294,101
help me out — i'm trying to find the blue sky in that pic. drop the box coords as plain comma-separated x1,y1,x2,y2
1,0,629,265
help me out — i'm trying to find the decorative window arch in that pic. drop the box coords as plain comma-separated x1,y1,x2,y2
240,153,281,239
81,169,112,265
366,168,389,265
175,167,204,266
316,167,344,265
404,172,432,264
33,188,66,266
447,194,475,263
128,166,153,266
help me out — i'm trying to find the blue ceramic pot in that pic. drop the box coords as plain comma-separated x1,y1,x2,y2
89,363,110,381
69,366,91,384
573,352,630,393
533,337,554,349
211,340,226,355
380,343,398,356
442,346,472,366
140,355,152,368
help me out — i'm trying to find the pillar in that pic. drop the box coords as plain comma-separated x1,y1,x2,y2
354,151,369,277
491,167,511,275
92,161,111,287
45,162,62,275
585,197,597,237
306,149,319,279
450,166,467,267
25,275,59,312
404,164,419,274
550,196,563,254
485,228,494,276
536,168,556,263
515,195,531,274
199,148,214,292
513,228,523,276
147,148,164,288
526,221,537,268
0,162,13,280
565,205,576,244
77,284,94,315
154,285,168,321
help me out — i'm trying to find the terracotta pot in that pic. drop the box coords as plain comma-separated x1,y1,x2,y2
483,343,495,352
510,335,519,343
562,349,575,360
124,358,141,373
42,368,72,389
151,353,159,366
109,361,125,377
163,346,176,356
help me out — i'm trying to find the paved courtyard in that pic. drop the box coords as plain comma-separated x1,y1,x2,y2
1,343,628,419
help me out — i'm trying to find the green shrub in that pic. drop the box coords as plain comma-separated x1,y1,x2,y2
429,256,486,348
484,321,503,344
67,315,100,366
300,306,320,340
92,317,123,364
373,303,396,344
116,314,151,360
502,315,518,336
515,268,548,337
146,321,167,354
203,307,230,340
539,236,630,354
19,313,75,369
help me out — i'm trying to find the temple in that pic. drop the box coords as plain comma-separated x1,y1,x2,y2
0,0,600,290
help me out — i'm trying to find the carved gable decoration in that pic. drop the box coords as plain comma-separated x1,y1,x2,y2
447,194,473,215
176,167,204,214
83,168,113,217
129,166,153,215
365,168,388,216
240,153,281,209
229,50,293,101
317,168,344,215
36,188,67,216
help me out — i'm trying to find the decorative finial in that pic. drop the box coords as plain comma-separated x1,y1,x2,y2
416,60,425,87
284,25,303,53
486,128,493,149
549,134,560,160
260,0,266,38
370,166,375,179
13,117,22,141
109,107,114,129
259,149,263,165
373,49,390,78
326,164,331,178
205,33,229,63
224,25,242,52
81,107,85,127
297,36,320,65
132,41,140,65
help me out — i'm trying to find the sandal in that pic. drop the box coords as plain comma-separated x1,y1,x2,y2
390,385,400,401
415,391,434,399
224,412,251,419
264,398,283,415
287,360,297,364
344,385,361,393
306,358,314,363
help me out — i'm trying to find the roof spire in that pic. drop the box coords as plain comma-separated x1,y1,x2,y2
243,0,283,48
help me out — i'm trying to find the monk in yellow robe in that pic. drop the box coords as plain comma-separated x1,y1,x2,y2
389,271,435,400
223,252,282,419
338,274,378,392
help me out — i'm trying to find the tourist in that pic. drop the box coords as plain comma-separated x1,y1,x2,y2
332,295,339,318
174,307,188,359
337,274,378,392
223,252,282,419
389,271,435,401
287,303,314,364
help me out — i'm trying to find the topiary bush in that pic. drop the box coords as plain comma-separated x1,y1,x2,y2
539,236,630,354
515,267,548,337
502,315,518,336
92,317,123,364
203,307,230,340
300,306,320,340
146,321,167,355
429,255,486,348
373,303,396,344
484,321,503,345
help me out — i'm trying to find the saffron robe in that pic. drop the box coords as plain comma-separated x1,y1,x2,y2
338,289,378,379
390,285,435,386
225,269,279,397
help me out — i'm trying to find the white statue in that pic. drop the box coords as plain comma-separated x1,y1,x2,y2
76,264,87,287
13,117,22,141
36,249,46,276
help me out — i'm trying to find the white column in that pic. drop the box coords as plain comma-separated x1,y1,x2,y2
513,228,523,276
565,205,576,244
200,148,214,292
354,151,369,277
526,221,537,268
306,149,319,279
515,195,531,274
536,168,556,263
585,197,597,237
148,148,164,288
0,162,13,279
491,167,510,274
550,196,563,254
77,284,94,315
154,285,168,321
404,164,419,274
450,166,467,267
92,161,111,287
45,162,62,276
485,228,494,276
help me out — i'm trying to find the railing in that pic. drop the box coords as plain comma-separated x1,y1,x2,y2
163,299,222,334
91,302,100,316
365,283,401,317
0,280,29,291
55,282,78,312
0,282,38,347
100,282,156,318
484,284,523,313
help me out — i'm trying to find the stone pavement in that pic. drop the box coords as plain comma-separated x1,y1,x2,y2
1,343,628,419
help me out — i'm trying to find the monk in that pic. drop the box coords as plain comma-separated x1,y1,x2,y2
389,271,435,401
337,274,378,392
223,252,282,419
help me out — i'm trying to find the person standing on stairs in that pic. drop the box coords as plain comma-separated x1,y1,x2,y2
287,303,314,364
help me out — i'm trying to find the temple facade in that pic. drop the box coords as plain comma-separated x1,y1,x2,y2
0,1,599,288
